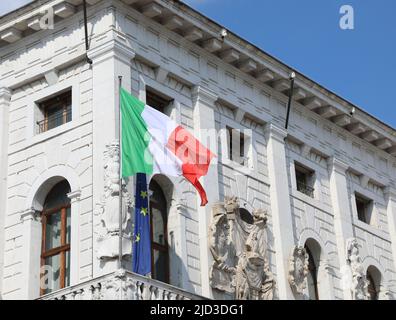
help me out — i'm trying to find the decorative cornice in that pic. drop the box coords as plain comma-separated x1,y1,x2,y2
327,156,349,174
67,189,82,202
0,0,395,158
0,87,11,104
87,38,135,66
384,187,396,201
20,208,39,222
192,85,218,106
264,123,287,143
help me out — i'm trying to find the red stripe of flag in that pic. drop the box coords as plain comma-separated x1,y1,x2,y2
167,126,215,206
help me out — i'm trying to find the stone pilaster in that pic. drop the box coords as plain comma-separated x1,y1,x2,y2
327,157,354,300
264,123,295,299
67,190,81,285
192,85,219,298
20,209,41,300
88,37,135,276
0,87,11,297
385,187,396,285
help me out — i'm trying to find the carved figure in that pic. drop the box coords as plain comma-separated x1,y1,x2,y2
209,197,274,300
346,238,369,300
288,246,309,295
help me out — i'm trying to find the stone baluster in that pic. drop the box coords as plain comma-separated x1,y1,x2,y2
135,281,143,300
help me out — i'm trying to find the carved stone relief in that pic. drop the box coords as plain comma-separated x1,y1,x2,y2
346,238,369,300
95,141,133,261
209,196,275,300
288,246,309,295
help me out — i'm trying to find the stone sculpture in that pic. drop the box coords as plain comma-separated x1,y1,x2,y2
346,238,369,300
96,141,132,261
209,197,274,300
288,246,309,295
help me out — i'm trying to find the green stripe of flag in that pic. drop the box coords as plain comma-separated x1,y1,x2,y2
120,88,153,177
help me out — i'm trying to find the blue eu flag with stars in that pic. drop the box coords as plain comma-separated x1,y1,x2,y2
132,173,151,276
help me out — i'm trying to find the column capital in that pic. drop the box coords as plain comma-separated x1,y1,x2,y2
192,85,218,106
0,87,11,103
327,156,349,174
67,189,82,203
20,208,40,223
384,186,396,201
264,123,287,143
88,39,135,66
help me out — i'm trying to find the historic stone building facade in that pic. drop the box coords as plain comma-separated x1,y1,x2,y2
0,0,395,300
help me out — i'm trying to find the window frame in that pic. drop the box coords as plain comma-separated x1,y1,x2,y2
37,90,72,134
354,193,374,225
226,126,248,166
146,87,173,114
294,162,315,198
40,186,71,296
149,181,170,284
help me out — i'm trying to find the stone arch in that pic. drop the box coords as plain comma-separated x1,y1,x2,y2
26,165,80,211
150,174,175,213
22,165,81,298
298,228,334,299
298,228,328,258
362,256,390,299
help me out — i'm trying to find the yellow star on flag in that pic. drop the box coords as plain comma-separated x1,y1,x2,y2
135,233,141,243
140,191,148,199
140,207,148,216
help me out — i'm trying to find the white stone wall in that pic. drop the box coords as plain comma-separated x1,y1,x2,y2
0,0,395,300
2,60,93,299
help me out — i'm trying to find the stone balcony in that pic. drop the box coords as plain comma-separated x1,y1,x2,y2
37,269,205,300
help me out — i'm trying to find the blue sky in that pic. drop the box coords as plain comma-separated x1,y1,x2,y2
184,0,396,128
1,1,395,128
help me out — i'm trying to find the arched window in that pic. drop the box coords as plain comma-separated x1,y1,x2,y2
366,266,381,300
40,180,71,295
305,245,319,300
367,273,378,300
149,179,169,284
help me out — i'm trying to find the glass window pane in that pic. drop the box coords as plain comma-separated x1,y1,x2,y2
47,107,64,130
66,104,72,123
307,272,317,300
43,254,61,294
152,207,165,245
65,250,70,288
153,249,167,283
45,212,62,251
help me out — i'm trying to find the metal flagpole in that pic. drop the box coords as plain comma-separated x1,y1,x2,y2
82,0,92,65
146,177,153,278
118,76,123,269
284,71,296,130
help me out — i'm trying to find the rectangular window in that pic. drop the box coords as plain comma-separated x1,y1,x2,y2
37,90,72,133
295,163,315,198
355,193,374,225
146,88,172,114
227,126,247,166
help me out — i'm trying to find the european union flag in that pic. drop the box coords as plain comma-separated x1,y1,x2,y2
132,173,151,276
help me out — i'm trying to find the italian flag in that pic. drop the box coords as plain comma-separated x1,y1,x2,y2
120,88,215,206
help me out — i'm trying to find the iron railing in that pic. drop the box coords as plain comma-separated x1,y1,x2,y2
296,180,315,198
37,109,71,133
